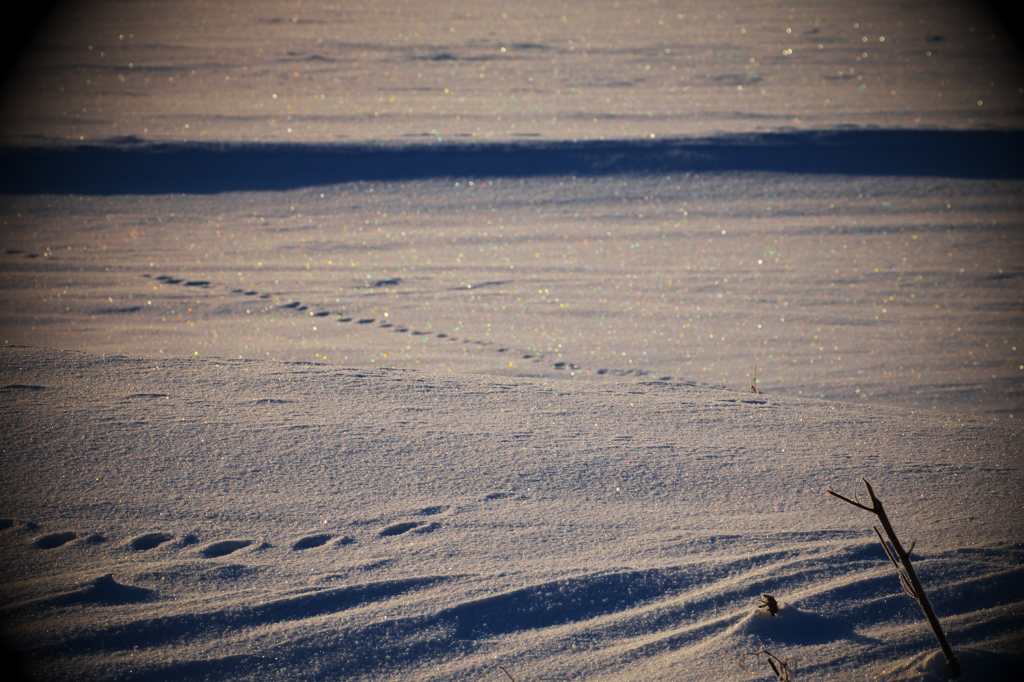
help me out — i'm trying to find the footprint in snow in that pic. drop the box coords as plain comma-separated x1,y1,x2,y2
379,522,421,537
291,534,334,551
199,539,253,558
415,505,450,516
139,272,706,383
127,532,175,551
34,531,77,549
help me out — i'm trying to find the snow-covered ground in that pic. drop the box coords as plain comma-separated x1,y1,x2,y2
1,346,1022,680
2,0,1022,143
1,1,1022,680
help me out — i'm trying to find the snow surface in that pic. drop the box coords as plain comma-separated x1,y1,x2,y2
1,1,1023,680
1,347,1022,680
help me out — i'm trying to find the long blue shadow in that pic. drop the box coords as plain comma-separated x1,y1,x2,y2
1,129,1022,194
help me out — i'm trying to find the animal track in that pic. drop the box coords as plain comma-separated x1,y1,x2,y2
596,368,657,377
379,522,421,537
291,534,333,551
416,505,450,516
136,272,694,382
200,539,253,558
128,532,174,551
4,249,43,259
34,531,77,549
16,516,425,587
719,398,771,407
98,305,143,314
140,271,770,392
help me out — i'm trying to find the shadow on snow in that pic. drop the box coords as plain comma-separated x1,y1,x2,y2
1,128,1023,194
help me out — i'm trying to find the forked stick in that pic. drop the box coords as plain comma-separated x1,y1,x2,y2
827,478,960,678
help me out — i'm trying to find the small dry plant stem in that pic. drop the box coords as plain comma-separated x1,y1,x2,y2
499,666,516,682
827,478,960,678
740,648,794,682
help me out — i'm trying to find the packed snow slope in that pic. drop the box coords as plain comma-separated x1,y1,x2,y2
1,346,1022,681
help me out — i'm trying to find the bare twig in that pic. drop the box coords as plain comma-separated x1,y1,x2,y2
499,665,516,682
828,478,960,678
873,526,916,598
825,486,873,512
740,648,795,682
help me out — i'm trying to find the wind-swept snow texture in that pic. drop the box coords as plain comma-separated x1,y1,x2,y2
1,0,1023,679
0,348,1022,680
1,173,1021,419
